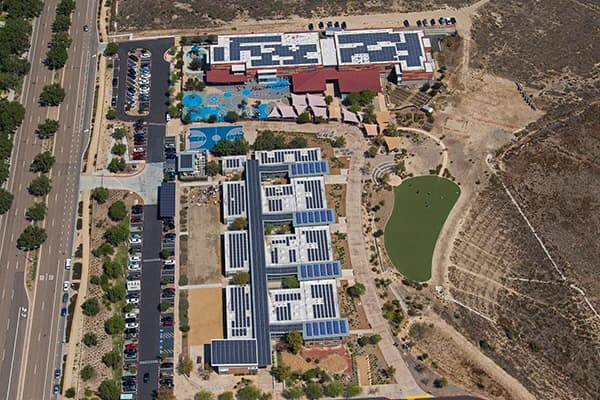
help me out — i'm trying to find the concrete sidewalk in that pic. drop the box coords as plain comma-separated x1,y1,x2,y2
79,163,164,204
344,129,426,396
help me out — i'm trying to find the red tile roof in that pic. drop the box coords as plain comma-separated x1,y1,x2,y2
292,68,382,93
206,69,249,84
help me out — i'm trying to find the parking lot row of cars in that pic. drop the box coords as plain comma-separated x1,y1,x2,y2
158,215,176,389
132,120,147,161
403,16,457,27
122,204,145,395
125,50,152,114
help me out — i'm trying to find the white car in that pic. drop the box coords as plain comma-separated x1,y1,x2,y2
129,255,141,262
125,322,139,329
128,263,141,271
164,259,175,266
125,312,138,319
63,281,70,292
140,52,151,59
126,297,139,305
129,237,142,245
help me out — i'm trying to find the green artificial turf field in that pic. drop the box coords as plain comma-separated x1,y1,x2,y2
384,176,460,281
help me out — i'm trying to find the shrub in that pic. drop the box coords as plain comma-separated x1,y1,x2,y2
106,108,117,120
104,42,119,56
102,350,121,369
92,242,114,257
231,271,250,285
97,379,120,400
92,187,109,203
81,297,100,316
159,301,171,312
83,332,98,346
104,221,129,245
107,157,125,173
108,200,127,221
111,143,126,156
347,283,366,297
65,388,76,398
36,119,59,138
112,127,125,140
81,364,94,380
104,314,124,335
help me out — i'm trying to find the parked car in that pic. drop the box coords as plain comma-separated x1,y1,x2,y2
62,293,69,303
60,307,67,317
160,362,174,370
128,263,141,271
126,297,139,305
132,205,144,214
53,384,60,395
143,372,150,383
63,281,70,291
54,369,61,380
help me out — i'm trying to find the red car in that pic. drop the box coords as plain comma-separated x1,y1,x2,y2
125,342,138,349
162,320,174,327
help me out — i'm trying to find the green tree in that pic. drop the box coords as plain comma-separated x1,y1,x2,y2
188,58,202,71
304,382,324,399
111,142,126,156
286,331,303,354
159,300,172,312
81,298,100,316
206,160,219,176
434,377,448,388
369,334,382,345
224,111,239,123
17,225,47,250
272,364,291,382
107,157,125,173
357,336,369,347
28,175,52,196
195,391,215,400
237,384,262,400
97,379,120,400
104,42,119,56
106,108,117,120
65,387,76,398
231,137,250,155
36,119,59,138
230,217,248,230
4,0,43,18
104,221,129,245
231,271,250,285
108,200,127,221
218,392,234,400
45,45,69,69
347,283,365,297
342,384,362,397
83,332,98,346
324,382,342,397
39,84,65,106
253,130,287,151
55,0,76,16
0,189,14,215
112,127,125,140
283,276,300,289
104,314,124,335
30,151,55,173
287,136,307,148
91,187,109,203
81,364,94,381
178,355,193,376
25,201,46,221
52,14,71,32
105,282,126,303
102,349,121,368
102,258,122,279
282,386,303,400
297,112,311,124
332,136,346,148
93,242,114,257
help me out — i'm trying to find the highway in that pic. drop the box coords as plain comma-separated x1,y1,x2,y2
0,0,98,398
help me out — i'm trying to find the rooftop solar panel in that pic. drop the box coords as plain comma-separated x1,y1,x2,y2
211,339,258,366
159,182,176,218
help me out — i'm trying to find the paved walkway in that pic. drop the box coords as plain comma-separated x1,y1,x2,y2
344,130,426,396
79,163,164,204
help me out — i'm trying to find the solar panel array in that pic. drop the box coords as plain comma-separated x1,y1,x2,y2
228,286,253,338
303,319,349,339
301,179,325,209
336,30,424,68
302,228,330,262
289,161,329,177
223,181,246,220
178,153,194,170
159,182,176,218
298,261,341,280
274,303,292,321
212,34,320,68
310,282,337,319
256,148,321,166
274,292,302,302
294,209,335,227
224,231,249,272
211,339,258,366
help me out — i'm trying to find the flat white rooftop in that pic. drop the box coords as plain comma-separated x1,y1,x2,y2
268,279,340,323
